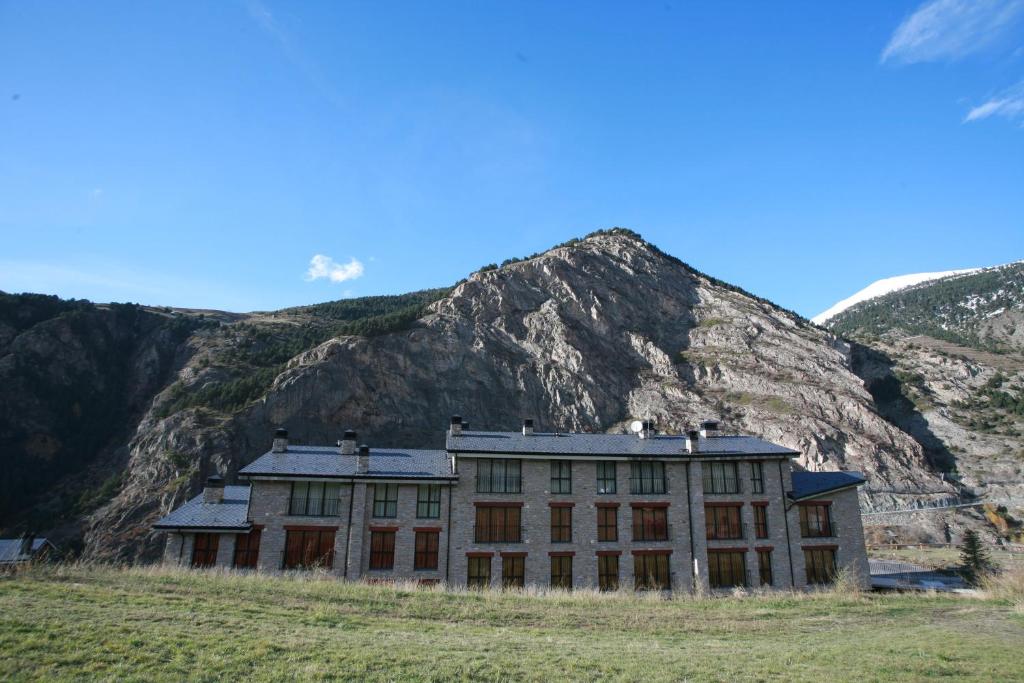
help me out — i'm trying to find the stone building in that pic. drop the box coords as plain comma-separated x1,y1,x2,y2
155,418,870,591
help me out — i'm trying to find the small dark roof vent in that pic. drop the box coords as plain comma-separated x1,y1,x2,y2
343,429,357,440
274,427,288,438
206,474,225,487
687,429,700,440
523,418,534,427
450,415,462,424
358,444,370,456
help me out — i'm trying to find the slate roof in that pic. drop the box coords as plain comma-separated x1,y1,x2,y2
446,431,799,458
789,470,866,501
0,538,52,564
239,446,454,480
152,486,253,530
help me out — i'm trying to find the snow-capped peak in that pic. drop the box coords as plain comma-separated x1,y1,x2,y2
812,268,981,325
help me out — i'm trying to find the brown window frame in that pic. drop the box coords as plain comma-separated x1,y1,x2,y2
757,549,773,586
597,506,618,542
705,504,744,540
502,555,525,589
283,528,336,570
232,528,261,569
369,530,396,570
474,504,523,543
753,503,769,539
799,503,833,538
467,555,491,589
550,554,573,590
550,505,572,543
804,547,837,585
414,530,439,570
598,553,620,591
708,550,747,589
633,552,671,591
631,506,669,541
191,533,219,568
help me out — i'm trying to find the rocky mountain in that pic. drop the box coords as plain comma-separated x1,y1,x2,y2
3,230,983,560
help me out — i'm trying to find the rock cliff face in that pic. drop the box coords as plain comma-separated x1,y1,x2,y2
83,231,951,561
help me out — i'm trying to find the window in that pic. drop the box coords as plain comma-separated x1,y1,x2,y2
369,531,396,570
502,555,525,589
598,555,619,591
283,529,335,569
800,503,833,537
233,529,261,568
630,461,666,494
705,505,743,540
708,550,746,588
753,504,769,539
597,506,618,542
288,481,343,516
550,555,573,589
416,485,441,518
634,553,671,590
476,459,522,493
467,556,491,588
632,506,669,541
804,548,837,585
596,462,617,494
757,550,773,586
474,505,522,543
414,531,439,570
191,533,219,568
751,462,764,494
372,484,398,518
550,461,572,494
551,506,572,543
702,462,740,494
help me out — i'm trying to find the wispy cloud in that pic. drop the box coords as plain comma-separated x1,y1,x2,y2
304,255,365,283
242,0,345,108
881,0,1024,64
964,80,1024,121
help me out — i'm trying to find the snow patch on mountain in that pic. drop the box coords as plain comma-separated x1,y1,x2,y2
812,268,981,325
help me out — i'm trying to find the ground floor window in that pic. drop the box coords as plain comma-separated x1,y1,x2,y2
757,550,773,587
708,550,746,588
550,555,573,590
233,529,261,568
804,547,837,585
283,529,335,569
369,531,396,570
467,556,491,589
502,555,525,589
633,552,670,590
191,533,219,568
414,531,439,570
598,554,620,591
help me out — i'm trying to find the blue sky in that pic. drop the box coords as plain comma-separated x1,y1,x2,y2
1,1,1022,317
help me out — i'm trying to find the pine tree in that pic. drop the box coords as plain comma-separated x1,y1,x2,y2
958,529,994,586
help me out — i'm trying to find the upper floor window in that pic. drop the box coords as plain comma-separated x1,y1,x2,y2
289,481,343,516
416,484,441,518
597,506,618,542
596,462,617,494
550,506,572,543
550,461,572,494
372,484,398,518
705,504,743,540
630,461,667,494
703,462,740,494
750,462,765,494
632,506,669,541
753,504,769,539
476,459,522,494
799,503,833,538
474,505,522,543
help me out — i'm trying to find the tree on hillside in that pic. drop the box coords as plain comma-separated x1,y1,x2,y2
958,529,995,586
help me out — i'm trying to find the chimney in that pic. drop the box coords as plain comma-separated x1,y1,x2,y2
686,429,700,454
638,420,655,439
18,532,34,557
357,444,370,474
699,420,719,439
272,427,289,453
340,429,357,455
522,418,534,436
203,474,225,504
450,415,463,437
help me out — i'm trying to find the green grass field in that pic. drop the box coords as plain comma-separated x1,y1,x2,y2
1,565,1022,682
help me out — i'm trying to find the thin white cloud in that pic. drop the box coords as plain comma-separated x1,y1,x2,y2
304,255,365,283
965,80,1024,121
881,0,1024,64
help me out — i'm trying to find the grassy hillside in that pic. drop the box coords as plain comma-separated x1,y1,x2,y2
1,566,1022,682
